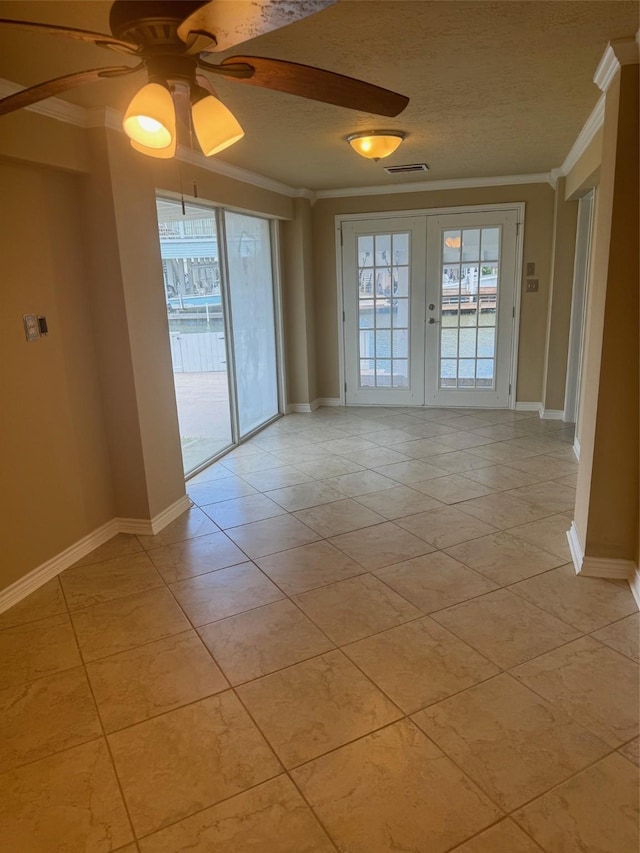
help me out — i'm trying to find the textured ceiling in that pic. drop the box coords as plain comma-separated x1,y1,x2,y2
0,1,637,190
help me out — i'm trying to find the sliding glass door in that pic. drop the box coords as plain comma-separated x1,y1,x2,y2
156,198,281,476
156,198,233,474
225,211,279,437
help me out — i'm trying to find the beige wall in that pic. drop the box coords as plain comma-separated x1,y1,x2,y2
0,109,89,174
81,130,152,520
312,183,556,402
542,178,578,413
150,159,294,222
281,198,318,405
565,128,602,201
0,159,114,588
0,119,298,595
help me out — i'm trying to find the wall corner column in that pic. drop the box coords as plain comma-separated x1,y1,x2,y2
281,196,318,409
571,42,639,582
83,127,186,523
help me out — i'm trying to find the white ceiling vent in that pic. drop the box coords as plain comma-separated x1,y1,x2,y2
384,163,429,174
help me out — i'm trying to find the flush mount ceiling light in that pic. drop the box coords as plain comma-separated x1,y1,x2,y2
347,131,406,161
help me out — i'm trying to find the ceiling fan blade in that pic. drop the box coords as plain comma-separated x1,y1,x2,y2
178,0,336,53
207,55,409,117
0,18,138,55
0,66,142,117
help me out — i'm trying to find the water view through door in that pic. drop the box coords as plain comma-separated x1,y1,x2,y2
157,198,233,475
156,198,281,476
425,210,518,407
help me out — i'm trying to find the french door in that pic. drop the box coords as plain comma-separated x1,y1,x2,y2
342,218,426,405
342,208,519,408
425,210,518,406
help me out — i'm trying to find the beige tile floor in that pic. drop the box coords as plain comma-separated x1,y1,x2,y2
1,406,638,852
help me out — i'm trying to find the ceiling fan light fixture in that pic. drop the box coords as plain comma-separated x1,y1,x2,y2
123,82,175,150
347,130,405,161
191,93,244,157
129,135,177,159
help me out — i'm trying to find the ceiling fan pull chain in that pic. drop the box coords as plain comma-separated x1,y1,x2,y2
177,159,186,216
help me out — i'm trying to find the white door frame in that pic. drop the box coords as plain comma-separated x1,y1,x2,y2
336,202,525,407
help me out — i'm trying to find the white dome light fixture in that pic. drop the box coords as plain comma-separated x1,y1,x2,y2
347,130,406,161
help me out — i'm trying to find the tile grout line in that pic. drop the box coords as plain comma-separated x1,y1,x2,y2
58,579,139,849
3,408,635,851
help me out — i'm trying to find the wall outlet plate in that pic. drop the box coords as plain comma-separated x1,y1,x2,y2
526,279,539,292
23,314,40,341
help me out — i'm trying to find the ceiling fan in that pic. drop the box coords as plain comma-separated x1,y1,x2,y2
0,0,409,158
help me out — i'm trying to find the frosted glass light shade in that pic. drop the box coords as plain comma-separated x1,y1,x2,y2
129,135,176,159
192,94,244,156
123,83,175,150
347,131,405,161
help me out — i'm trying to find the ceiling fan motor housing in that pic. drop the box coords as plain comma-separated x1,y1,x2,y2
109,0,204,46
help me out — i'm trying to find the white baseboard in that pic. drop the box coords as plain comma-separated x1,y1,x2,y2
118,495,192,536
573,437,581,461
567,521,636,579
287,398,343,412
287,400,320,413
567,522,584,573
629,569,640,610
580,556,635,579
514,402,567,420
540,406,565,420
0,495,192,616
0,519,119,615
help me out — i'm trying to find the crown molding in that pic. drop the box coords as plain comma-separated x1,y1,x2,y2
594,36,639,92
551,34,638,185
89,105,313,199
85,105,121,131
550,93,605,186
315,173,551,199
175,145,315,199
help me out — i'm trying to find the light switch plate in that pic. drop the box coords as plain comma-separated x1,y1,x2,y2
23,314,40,342
526,262,536,276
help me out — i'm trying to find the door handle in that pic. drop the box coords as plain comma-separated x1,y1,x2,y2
428,317,440,325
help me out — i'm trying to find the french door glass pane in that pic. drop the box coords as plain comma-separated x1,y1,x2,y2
357,231,411,389
225,211,279,437
439,226,500,390
156,198,232,475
